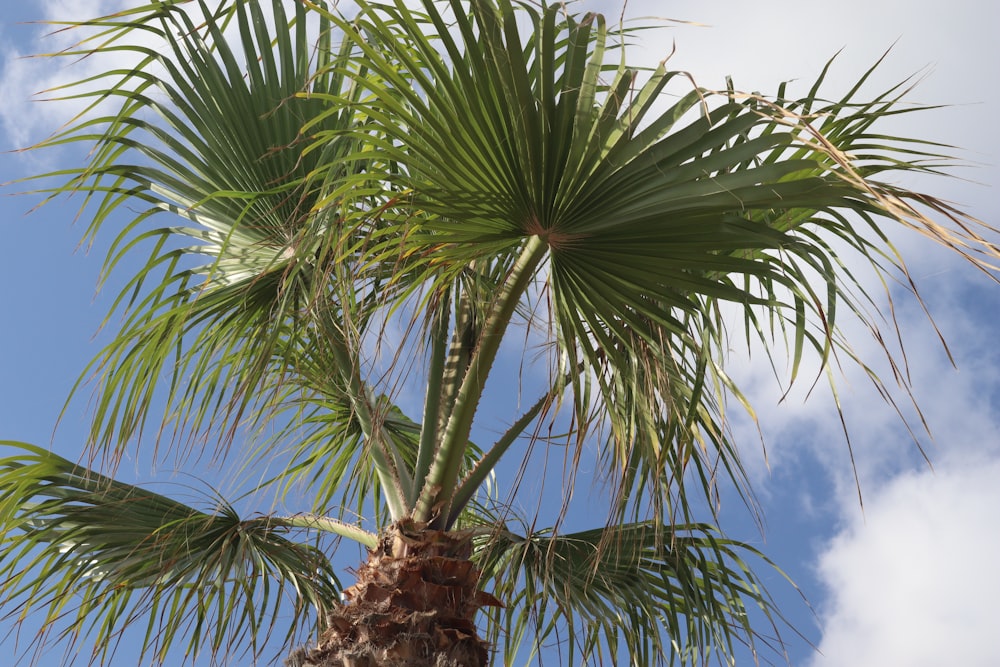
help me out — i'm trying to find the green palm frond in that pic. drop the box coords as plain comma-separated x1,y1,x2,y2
27,0,377,461
0,442,341,664
27,0,419,518
476,520,790,666
311,0,994,526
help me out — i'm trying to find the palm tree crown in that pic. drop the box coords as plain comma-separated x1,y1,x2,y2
2,0,996,665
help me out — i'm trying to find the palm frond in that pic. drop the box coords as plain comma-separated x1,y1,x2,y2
312,0,997,528
476,520,791,666
26,0,375,462
25,0,419,518
0,442,341,664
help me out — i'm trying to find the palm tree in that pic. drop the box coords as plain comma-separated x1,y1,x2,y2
2,0,995,665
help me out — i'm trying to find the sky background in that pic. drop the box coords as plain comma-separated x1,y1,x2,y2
2,1,999,665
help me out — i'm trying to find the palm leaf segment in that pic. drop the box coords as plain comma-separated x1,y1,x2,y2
47,0,377,467
469,512,791,665
33,0,418,517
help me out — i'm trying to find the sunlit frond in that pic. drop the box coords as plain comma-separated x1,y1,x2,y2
312,0,995,528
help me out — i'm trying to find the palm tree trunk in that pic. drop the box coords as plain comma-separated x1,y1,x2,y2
289,521,498,667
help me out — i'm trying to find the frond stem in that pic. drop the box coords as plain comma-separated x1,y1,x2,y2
414,235,548,526
411,287,452,506
273,514,378,549
446,387,554,527
326,333,411,521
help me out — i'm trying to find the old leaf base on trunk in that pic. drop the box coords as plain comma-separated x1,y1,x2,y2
290,521,501,667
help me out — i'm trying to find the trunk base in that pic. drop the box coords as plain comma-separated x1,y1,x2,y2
288,521,499,667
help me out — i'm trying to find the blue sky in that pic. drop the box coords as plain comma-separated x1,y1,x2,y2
2,1,999,665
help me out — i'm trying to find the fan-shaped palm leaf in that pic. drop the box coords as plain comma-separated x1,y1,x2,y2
0,442,349,664
31,0,367,457
26,0,421,518
310,0,995,530
476,520,791,666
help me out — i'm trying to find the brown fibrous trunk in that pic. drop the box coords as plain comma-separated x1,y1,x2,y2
289,520,500,667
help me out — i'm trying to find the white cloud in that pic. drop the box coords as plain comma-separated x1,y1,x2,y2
798,271,1000,664
807,458,1000,667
